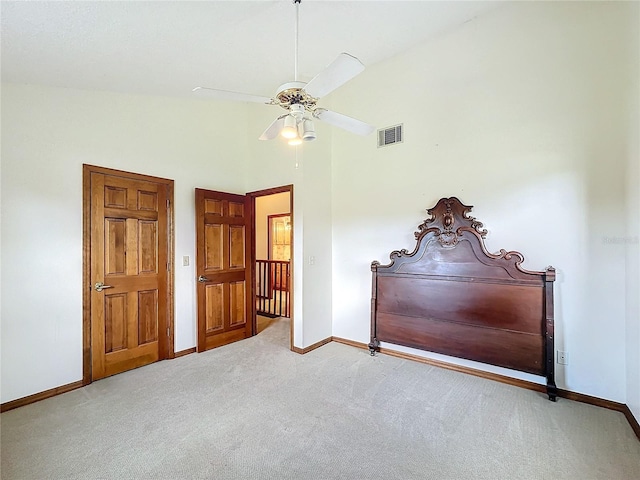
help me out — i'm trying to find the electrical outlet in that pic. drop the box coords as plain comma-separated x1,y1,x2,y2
557,350,568,365
308,256,315,265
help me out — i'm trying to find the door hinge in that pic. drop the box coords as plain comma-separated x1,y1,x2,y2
166,199,170,208
167,262,170,272
167,327,170,337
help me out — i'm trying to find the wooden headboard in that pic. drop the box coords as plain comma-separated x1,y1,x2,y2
369,197,557,401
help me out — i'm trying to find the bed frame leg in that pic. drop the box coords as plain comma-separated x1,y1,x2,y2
368,338,380,356
546,381,558,402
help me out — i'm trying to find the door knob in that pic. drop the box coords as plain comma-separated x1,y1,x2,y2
94,282,114,292
198,275,209,283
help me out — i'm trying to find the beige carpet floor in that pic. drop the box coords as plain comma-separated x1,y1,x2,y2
1,317,639,479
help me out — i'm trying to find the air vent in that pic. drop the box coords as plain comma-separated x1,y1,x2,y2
377,124,403,147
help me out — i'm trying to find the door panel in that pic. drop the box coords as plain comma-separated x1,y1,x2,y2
205,224,224,270
205,283,225,332
229,201,244,217
196,189,253,351
138,290,158,344
138,190,157,210
139,221,158,273
229,226,245,268
205,198,223,215
105,294,127,353
89,170,170,380
230,281,246,326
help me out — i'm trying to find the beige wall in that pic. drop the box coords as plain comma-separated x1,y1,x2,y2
625,4,640,420
330,1,638,402
0,84,250,402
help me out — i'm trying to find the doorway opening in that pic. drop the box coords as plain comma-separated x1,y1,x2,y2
249,186,293,349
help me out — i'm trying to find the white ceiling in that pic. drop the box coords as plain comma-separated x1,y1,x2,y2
1,1,501,99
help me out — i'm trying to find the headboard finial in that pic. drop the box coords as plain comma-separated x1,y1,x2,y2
415,197,487,247
545,266,556,281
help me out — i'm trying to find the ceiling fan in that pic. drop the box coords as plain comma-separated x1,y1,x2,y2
192,0,375,145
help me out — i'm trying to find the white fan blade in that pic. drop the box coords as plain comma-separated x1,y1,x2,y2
192,87,272,104
304,53,365,99
313,109,375,136
259,115,287,140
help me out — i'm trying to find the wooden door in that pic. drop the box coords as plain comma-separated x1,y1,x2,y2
87,167,172,380
196,189,253,351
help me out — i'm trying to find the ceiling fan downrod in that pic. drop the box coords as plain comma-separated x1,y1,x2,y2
284,0,314,145
294,0,300,82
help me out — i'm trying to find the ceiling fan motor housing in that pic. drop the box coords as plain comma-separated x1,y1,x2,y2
275,82,318,113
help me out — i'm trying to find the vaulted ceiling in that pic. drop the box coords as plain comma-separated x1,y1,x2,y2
1,1,500,99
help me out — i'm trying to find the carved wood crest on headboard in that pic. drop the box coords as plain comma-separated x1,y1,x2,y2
369,197,558,401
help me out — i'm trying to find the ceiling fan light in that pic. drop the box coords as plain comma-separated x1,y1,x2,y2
301,119,316,141
288,124,303,145
281,127,298,139
288,136,303,146
281,115,298,139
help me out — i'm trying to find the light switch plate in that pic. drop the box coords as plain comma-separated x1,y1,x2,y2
182,256,190,267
